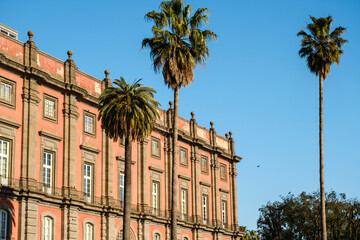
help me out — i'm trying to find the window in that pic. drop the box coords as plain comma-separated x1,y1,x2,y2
221,200,227,225
42,216,53,240
202,194,208,223
119,173,125,202
43,95,58,122
42,151,53,194
84,223,93,240
220,163,227,181
0,78,15,108
151,137,160,158
183,237,189,240
0,140,9,185
84,164,92,200
153,233,160,240
117,229,134,240
179,147,188,167
152,181,160,212
0,210,7,240
201,156,209,173
84,111,96,137
180,188,187,219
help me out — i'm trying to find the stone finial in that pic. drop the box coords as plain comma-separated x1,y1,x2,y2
229,131,233,139
169,101,173,109
67,50,73,60
191,111,195,119
210,121,214,129
225,133,229,139
27,31,34,41
104,69,110,79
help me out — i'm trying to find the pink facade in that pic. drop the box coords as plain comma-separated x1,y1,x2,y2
0,28,243,240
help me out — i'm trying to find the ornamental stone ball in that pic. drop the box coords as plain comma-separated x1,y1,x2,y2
105,69,110,77
67,50,73,59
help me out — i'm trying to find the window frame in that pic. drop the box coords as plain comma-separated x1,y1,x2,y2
220,163,227,181
202,194,209,223
43,94,58,123
83,162,94,201
42,216,54,240
151,181,160,210
0,139,10,185
0,77,16,109
180,188,188,217
83,111,96,137
200,155,209,174
151,137,161,159
42,150,54,194
179,147,188,167
221,200,228,226
84,222,94,240
0,209,7,240
119,172,125,202
153,232,161,240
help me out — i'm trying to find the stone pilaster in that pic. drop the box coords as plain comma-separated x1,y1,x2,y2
63,51,79,194
211,152,219,227
21,31,40,189
24,199,38,240
190,112,200,220
138,139,149,208
144,220,151,240
102,70,113,203
67,206,79,240
165,102,173,213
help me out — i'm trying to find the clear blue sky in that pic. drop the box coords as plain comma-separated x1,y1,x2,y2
2,0,360,230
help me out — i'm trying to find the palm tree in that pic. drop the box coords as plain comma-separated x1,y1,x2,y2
142,1,216,239
297,16,347,240
98,77,160,240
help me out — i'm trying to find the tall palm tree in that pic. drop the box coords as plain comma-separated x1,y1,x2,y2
98,77,159,240
297,16,347,240
142,1,216,239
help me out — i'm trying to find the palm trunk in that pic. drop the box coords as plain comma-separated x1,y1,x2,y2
123,132,133,240
171,86,179,240
319,75,327,240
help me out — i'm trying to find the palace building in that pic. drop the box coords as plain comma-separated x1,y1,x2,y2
0,25,244,240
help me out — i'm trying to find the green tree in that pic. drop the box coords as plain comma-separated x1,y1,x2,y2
244,229,261,240
98,77,159,240
297,16,347,240
257,191,360,240
142,1,216,239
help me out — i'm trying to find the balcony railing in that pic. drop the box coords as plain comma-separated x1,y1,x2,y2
0,178,242,232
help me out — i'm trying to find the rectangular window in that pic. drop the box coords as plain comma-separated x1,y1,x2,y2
151,138,160,158
151,181,160,210
43,95,58,122
221,200,227,225
84,111,96,137
0,78,15,108
202,194,208,223
84,164,92,198
180,188,187,219
0,140,9,185
220,163,227,181
179,147,188,167
42,152,53,189
201,156,209,173
119,173,125,202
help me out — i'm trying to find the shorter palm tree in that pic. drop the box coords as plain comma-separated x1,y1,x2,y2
98,77,160,240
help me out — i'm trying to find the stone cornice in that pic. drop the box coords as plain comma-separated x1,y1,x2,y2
80,143,101,154
0,115,21,129
38,129,62,141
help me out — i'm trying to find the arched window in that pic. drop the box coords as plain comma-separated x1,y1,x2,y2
153,233,160,240
183,237,189,240
42,216,53,240
84,223,94,240
0,210,7,240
